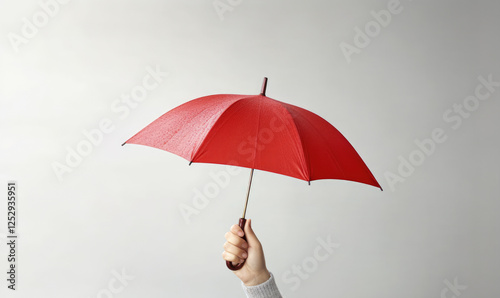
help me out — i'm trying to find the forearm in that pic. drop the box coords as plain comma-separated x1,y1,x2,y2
241,272,282,298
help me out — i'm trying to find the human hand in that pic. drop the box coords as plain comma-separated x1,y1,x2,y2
222,219,271,286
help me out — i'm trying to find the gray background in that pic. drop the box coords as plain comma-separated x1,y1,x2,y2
1,0,499,297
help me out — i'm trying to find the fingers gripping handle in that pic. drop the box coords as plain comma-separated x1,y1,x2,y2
226,218,247,271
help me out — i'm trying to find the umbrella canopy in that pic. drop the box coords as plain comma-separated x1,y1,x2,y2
124,79,381,189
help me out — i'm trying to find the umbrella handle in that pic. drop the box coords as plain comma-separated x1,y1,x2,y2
226,218,247,271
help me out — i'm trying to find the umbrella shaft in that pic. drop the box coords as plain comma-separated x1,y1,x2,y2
242,168,254,219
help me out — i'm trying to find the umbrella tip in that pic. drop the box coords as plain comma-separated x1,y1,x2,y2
189,161,193,166
121,142,126,146
260,77,268,96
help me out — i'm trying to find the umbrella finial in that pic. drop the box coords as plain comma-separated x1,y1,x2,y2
260,77,268,96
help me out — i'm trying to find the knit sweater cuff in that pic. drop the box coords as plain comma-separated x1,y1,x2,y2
241,272,282,298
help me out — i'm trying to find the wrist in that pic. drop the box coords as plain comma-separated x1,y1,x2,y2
243,270,271,287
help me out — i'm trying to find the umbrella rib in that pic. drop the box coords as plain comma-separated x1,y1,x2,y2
187,102,233,162
188,95,249,163
280,104,312,182
298,108,347,179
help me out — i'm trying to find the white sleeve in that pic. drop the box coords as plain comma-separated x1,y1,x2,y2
241,272,283,298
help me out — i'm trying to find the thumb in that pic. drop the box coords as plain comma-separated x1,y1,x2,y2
243,219,260,247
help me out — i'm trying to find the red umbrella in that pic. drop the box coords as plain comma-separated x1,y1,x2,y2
123,78,382,270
